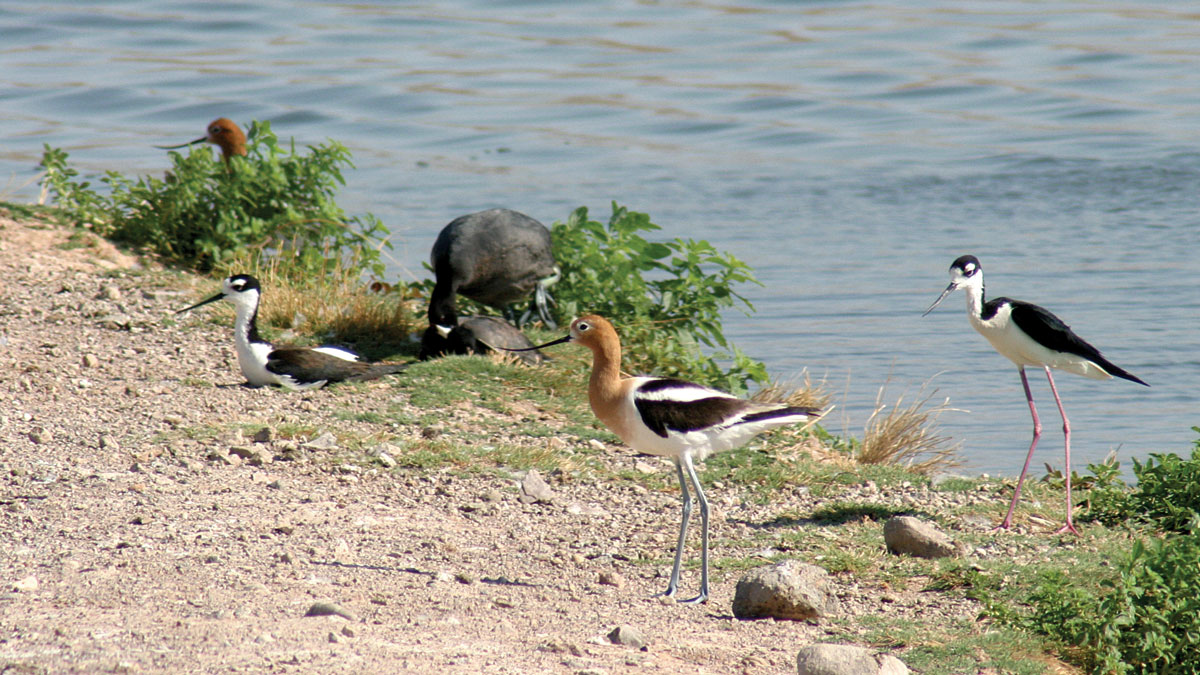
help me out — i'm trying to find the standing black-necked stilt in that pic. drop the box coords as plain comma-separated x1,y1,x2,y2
513,315,822,604
429,208,559,334
155,117,247,163
177,274,408,390
923,255,1148,535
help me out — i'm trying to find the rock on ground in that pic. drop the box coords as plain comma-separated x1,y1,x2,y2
797,643,909,675
732,560,840,621
883,516,961,559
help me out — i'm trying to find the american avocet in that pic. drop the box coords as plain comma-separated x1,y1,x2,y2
156,117,247,163
429,208,559,336
923,255,1148,535
516,315,821,604
418,315,545,365
177,274,408,390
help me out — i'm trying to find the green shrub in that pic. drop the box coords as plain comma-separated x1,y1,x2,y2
39,121,389,275
1126,442,1200,533
550,203,767,393
1080,429,1200,531
999,524,1200,673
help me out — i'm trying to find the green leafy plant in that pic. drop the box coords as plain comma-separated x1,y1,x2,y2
1078,430,1200,531
1124,439,1200,533
995,523,1200,673
550,203,767,393
1074,455,1135,526
39,120,389,275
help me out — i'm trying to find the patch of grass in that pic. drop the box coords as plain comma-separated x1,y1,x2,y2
931,476,980,493
55,229,98,251
853,618,1052,675
810,502,912,525
179,377,215,388
209,251,422,361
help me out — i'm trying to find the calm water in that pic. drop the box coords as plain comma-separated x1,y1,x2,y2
2,1,1197,476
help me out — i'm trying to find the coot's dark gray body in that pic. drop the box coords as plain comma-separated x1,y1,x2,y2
428,208,558,329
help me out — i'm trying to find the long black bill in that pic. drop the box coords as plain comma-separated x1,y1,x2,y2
154,136,207,150
176,292,225,314
921,282,957,317
499,334,571,352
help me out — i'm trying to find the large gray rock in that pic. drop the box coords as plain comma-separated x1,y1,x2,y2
796,643,908,675
883,516,961,559
732,560,839,620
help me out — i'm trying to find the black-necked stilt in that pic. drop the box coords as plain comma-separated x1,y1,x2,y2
156,117,247,163
418,315,545,365
923,254,1148,535
429,208,559,334
177,274,408,390
514,315,822,604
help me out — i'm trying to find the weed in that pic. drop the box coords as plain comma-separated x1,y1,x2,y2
549,202,766,393
1077,430,1200,532
39,121,389,275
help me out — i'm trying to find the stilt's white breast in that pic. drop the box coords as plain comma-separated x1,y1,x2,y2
970,302,1112,379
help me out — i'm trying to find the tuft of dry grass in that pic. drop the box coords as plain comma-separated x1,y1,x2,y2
856,378,963,475
212,248,424,357
752,370,833,412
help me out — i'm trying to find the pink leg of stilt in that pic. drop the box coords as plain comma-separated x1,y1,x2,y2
1044,367,1079,536
995,367,1040,531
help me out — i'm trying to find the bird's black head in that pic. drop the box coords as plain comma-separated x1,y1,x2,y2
950,255,981,278
225,274,261,294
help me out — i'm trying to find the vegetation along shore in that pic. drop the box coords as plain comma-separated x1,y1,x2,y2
2,125,1198,674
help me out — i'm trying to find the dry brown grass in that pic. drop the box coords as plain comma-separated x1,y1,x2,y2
752,369,834,412
212,249,424,355
856,378,963,475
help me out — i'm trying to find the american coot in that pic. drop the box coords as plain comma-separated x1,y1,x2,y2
511,315,822,604
178,274,408,390
923,254,1148,535
428,208,559,331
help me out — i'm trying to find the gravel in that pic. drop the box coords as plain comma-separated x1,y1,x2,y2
0,214,1044,673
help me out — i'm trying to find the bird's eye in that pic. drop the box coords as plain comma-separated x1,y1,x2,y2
577,321,590,332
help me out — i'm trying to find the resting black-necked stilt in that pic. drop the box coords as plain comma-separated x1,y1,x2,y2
418,315,545,365
156,117,247,163
513,315,822,604
177,274,408,390
429,208,559,333
923,255,1148,535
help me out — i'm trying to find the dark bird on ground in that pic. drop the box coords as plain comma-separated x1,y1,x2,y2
428,208,559,333
419,315,545,365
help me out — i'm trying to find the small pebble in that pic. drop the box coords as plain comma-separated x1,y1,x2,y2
305,601,355,620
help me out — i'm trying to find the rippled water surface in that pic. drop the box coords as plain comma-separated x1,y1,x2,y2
3,1,1198,475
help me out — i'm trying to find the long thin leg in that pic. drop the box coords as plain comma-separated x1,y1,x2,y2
678,454,709,605
996,367,1041,531
1044,367,1079,536
656,458,692,599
